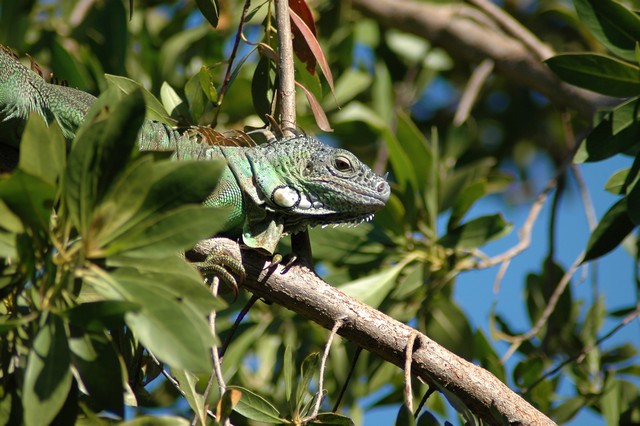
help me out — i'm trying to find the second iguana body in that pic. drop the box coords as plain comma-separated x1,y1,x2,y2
0,46,390,255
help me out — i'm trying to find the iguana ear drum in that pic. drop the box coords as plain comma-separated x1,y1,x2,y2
271,185,300,208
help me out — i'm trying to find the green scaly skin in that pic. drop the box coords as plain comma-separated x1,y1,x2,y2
0,45,390,260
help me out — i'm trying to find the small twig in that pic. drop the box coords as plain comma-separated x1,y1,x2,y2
468,0,553,60
404,332,418,413
500,251,584,363
453,59,494,126
332,346,363,412
523,305,640,393
148,351,217,420
473,177,555,271
201,277,228,425
275,0,296,131
302,319,343,422
213,0,252,121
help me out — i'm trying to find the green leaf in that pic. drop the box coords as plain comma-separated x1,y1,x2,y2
218,389,243,424
198,66,218,103
438,214,511,250
513,357,544,388
310,412,355,425
546,53,640,97
284,345,294,403
611,97,640,135
93,89,146,204
106,256,227,311
602,377,623,426
23,315,72,426
0,170,55,234
171,369,206,425
440,158,495,214
605,169,630,195
229,385,285,424
19,113,66,186
105,74,176,126
550,397,585,423
395,404,416,426
87,268,215,373
448,181,487,229
252,55,275,123
416,411,440,426
101,205,228,258
474,329,506,383
575,118,640,163
63,301,140,331
185,71,208,123
423,296,475,360
584,198,635,261
396,110,434,198
119,417,190,426
92,159,224,250
573,0,640,62
325,69,372,109
195,0,219,28
296,352,320,415
338,262,405,309
160,82,189,121
69,332,124,416
0,199,23,233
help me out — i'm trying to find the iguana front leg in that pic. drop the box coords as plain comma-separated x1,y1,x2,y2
186,243,246,298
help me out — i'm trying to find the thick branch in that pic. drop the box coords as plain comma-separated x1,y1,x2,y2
192,238,555,425
351,0,608,119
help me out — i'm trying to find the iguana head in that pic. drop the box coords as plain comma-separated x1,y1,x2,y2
247,135,390,234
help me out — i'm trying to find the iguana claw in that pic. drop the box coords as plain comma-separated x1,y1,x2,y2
193,247,246,298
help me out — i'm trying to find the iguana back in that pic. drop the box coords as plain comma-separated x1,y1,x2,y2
0,46,390,254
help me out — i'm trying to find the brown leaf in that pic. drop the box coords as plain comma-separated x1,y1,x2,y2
289,8,335,95
295,81,333,132
288,0,318,74
192,127,257,147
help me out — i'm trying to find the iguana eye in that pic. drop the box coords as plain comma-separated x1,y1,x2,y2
334,156,352,171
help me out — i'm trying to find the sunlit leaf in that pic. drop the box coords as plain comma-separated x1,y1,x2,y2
172,369,206,424
605,168,630,195
229,385,285,424
338,262,405,309
105,74,176,126
19,113,65,186
546,53,640,97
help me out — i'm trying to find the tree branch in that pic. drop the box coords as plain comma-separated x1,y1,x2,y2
192,238,555,426
350,0,609,120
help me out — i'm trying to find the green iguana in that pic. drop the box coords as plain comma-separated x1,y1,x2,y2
0,46,390,259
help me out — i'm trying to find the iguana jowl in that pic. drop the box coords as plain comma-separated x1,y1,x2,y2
0,46,390,255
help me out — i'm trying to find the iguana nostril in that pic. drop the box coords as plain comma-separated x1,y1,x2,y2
377,182,387,192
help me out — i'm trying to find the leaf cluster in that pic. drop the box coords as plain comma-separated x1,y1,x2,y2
0,89,228,424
